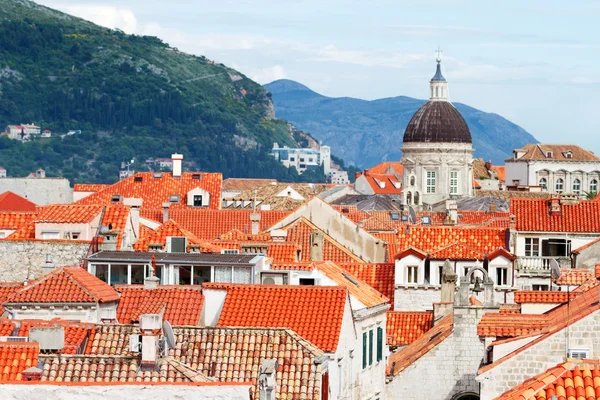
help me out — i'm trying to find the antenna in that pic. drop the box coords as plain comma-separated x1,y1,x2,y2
163,320,176,349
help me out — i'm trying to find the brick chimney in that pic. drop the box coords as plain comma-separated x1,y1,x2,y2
310,230,324,261
21,367,42,382
171,153,183,178
162,202,171,223
444,200,458,225
549,198,561,216
250,212,261,235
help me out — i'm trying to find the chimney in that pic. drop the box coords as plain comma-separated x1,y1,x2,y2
145,253,160,289
250,212,261,235
29,326,65,351
309,230,324,261
171,153,183,178
162,202,171,223
41,254,55,275
124,198,143,241
21,367,42,382
595,264,600,280
549,198,561,216
489,202,497,214
101,231,118,251
270,229,288,242
434,260,457,324
139,314,161,367
445,200,458,225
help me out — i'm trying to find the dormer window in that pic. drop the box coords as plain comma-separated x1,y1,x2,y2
134,176,143,182
545,151,553,158
169,195,180,203
192,174,202,180
110,194,122,203
564,151,573,159
153,173,163,178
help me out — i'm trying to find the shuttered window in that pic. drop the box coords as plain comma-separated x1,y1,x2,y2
369,330,373,366
362,332,367,369
377,327,383,361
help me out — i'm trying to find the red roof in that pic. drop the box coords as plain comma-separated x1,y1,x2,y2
0,191,37,212
362,174,403,195
554,268,593,286
35,204,103,223
366,162,403,177
495,361,600,400
341,263,395,304
100,204,130,251
386,311,434,348
7,266,120,304
512,198,600,232
16,320,91,354
0,212,36,230
491,165,506,183
73,184,110,192
116,285,204,325
0,283,25,313
77,172,222,210
213,284,348,352
0,342,39,382
513,290,576,304
133,219,222,252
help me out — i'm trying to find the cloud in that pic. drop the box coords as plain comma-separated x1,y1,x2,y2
46,3,139,33
306,45,426,69
251,65,287,84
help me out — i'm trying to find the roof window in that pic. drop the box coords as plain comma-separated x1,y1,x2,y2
545,151,553,158
153,173,163,178
421,216,431,225
169,195,180,203
134,176,143,182
192,174,202,180
390,212,400,221
564,151,573,159
110,194,122,203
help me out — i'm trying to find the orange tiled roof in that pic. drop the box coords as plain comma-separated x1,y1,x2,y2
267,242,300,263
16,320,91,354
388,313,454,376
133,219,222,252
363,174,403,195
0,342,39,382
491,165,506,183
159,209,290,240
0,191,37,212
115,285,204,326
213,284,347,352
5,220,36,239
514,290,577,304
7,266,120,304
0,320,16,336
218,229,271,242
330,205,371,224
554,268,593,286
73,183,110,192
341,263,395,305
429,242,486,260
386,311,434,348
512,198,600,232
34,204,104,223
100,204,130,251
77,172,222,210
511,144,600,162
282,217,364,264
0,283,25,314
366,161,403,177
495,361,600,400
0,212,36,231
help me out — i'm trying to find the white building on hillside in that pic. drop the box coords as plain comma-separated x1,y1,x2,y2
505,143,600,195
271,143,331,175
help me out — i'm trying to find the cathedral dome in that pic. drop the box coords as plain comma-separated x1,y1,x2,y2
403,101,472,144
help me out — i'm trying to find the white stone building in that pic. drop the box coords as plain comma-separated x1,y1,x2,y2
271,143,331,175
401,55,474,208
505,144,600,195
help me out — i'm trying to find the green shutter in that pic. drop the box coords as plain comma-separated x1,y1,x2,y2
369,330,373,365
362,332,367,368
377,327,383,361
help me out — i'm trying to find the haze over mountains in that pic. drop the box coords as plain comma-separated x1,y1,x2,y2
265,79,538,168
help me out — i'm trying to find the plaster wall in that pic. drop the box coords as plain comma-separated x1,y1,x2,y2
0,178,72,204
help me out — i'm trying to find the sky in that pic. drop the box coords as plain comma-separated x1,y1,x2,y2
37,0,600,152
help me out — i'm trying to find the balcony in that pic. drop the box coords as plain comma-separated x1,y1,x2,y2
517,256,571,276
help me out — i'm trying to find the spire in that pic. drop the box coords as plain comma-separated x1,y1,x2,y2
429,47,449,101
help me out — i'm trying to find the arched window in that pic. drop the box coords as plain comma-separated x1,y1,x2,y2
573,179,581,194
435,87,439,97
414,192,420,205
539,177,547,190
591,179,598,193
410,176,416,186
406,191,412,205
556,178,564,193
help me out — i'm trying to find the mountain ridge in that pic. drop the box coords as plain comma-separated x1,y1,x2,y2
265,79,538,168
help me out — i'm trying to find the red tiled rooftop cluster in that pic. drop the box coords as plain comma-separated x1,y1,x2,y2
386,311,434,348
0,212,36,231
17,321,90,354
100,204,131,251
34,204,104,224
0,342,39,382
341,263,395,305
512,198,600,232
214,284,347,352
514,291,577,304
133,219,222,253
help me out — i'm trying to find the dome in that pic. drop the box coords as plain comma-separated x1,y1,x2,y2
403,101,472,144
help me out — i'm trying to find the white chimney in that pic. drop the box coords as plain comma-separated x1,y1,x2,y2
162,202,171,223
140,314,161,367
250,213,261,235
172,153,183,177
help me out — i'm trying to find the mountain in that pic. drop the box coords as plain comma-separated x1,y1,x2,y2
265,79,538,168
0,0,322,183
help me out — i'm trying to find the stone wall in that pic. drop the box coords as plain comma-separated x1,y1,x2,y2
0,383,251,400
394,286,515,311
0,178,72,204
575,240,600,270
386,306,489,399
478,308,600,399
0,240,90,281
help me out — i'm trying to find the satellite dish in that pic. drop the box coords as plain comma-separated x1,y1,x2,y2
163,320,176,349
408,206,417,225
550,258,561,280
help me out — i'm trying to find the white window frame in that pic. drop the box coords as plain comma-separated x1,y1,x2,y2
525,238,540,257
590,179,598,193
495,267,509,286
41,231,60,240
449,171,458,195
539,177,547,190
407,265,418,284
555,178,564,193
426,171,436,194
573,179,581,194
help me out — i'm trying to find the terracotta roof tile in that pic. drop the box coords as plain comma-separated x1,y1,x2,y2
512,198,600,232
214,284,347,352
115,285,204,326
133,219,222,252
35,204,103,224
0,320,16,336
495,361,600,400
490,166,506,183
388,313,453,376
510,144,600,162
514,290,577,304
363,174,403,195
0,283,25,313
0,192,37,212
0,212,36,231
77,172,222,210
554,268,593,286
0,342,39,382
16,320,91,354
72,184,110,192
7,266,119,304
266,242,300,263
100,204,130,251
341,263,395,305
386,311,434,348
366,162,403,177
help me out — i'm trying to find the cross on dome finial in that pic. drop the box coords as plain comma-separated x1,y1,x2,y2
436,46,442,63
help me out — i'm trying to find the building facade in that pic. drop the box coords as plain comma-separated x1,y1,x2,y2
271,143,332,175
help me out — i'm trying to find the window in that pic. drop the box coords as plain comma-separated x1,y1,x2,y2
435,87,439,97
41,231,59,240
438,265,444,284
555,178,564,193
193,195,203,207
525,238,540,257
573,179,581,194
406,191,412,205
568,348,589,359
410,176,416,186
169,237,187,253
368,330,373,366
299,278,316,285
532,284,549,291
426,171,436,193
289,157,295,162
70,232,80,240
376,327,383,362
414,192,420,205
169,195,180,203
496,267,508,286
407,266,418,283
591,179,598,193
300,158,305,162
539,178,547,190
362,333,367,369
450,171,458,194
424,262,431,284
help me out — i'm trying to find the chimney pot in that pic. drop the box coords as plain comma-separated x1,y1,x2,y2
171,153,183,178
